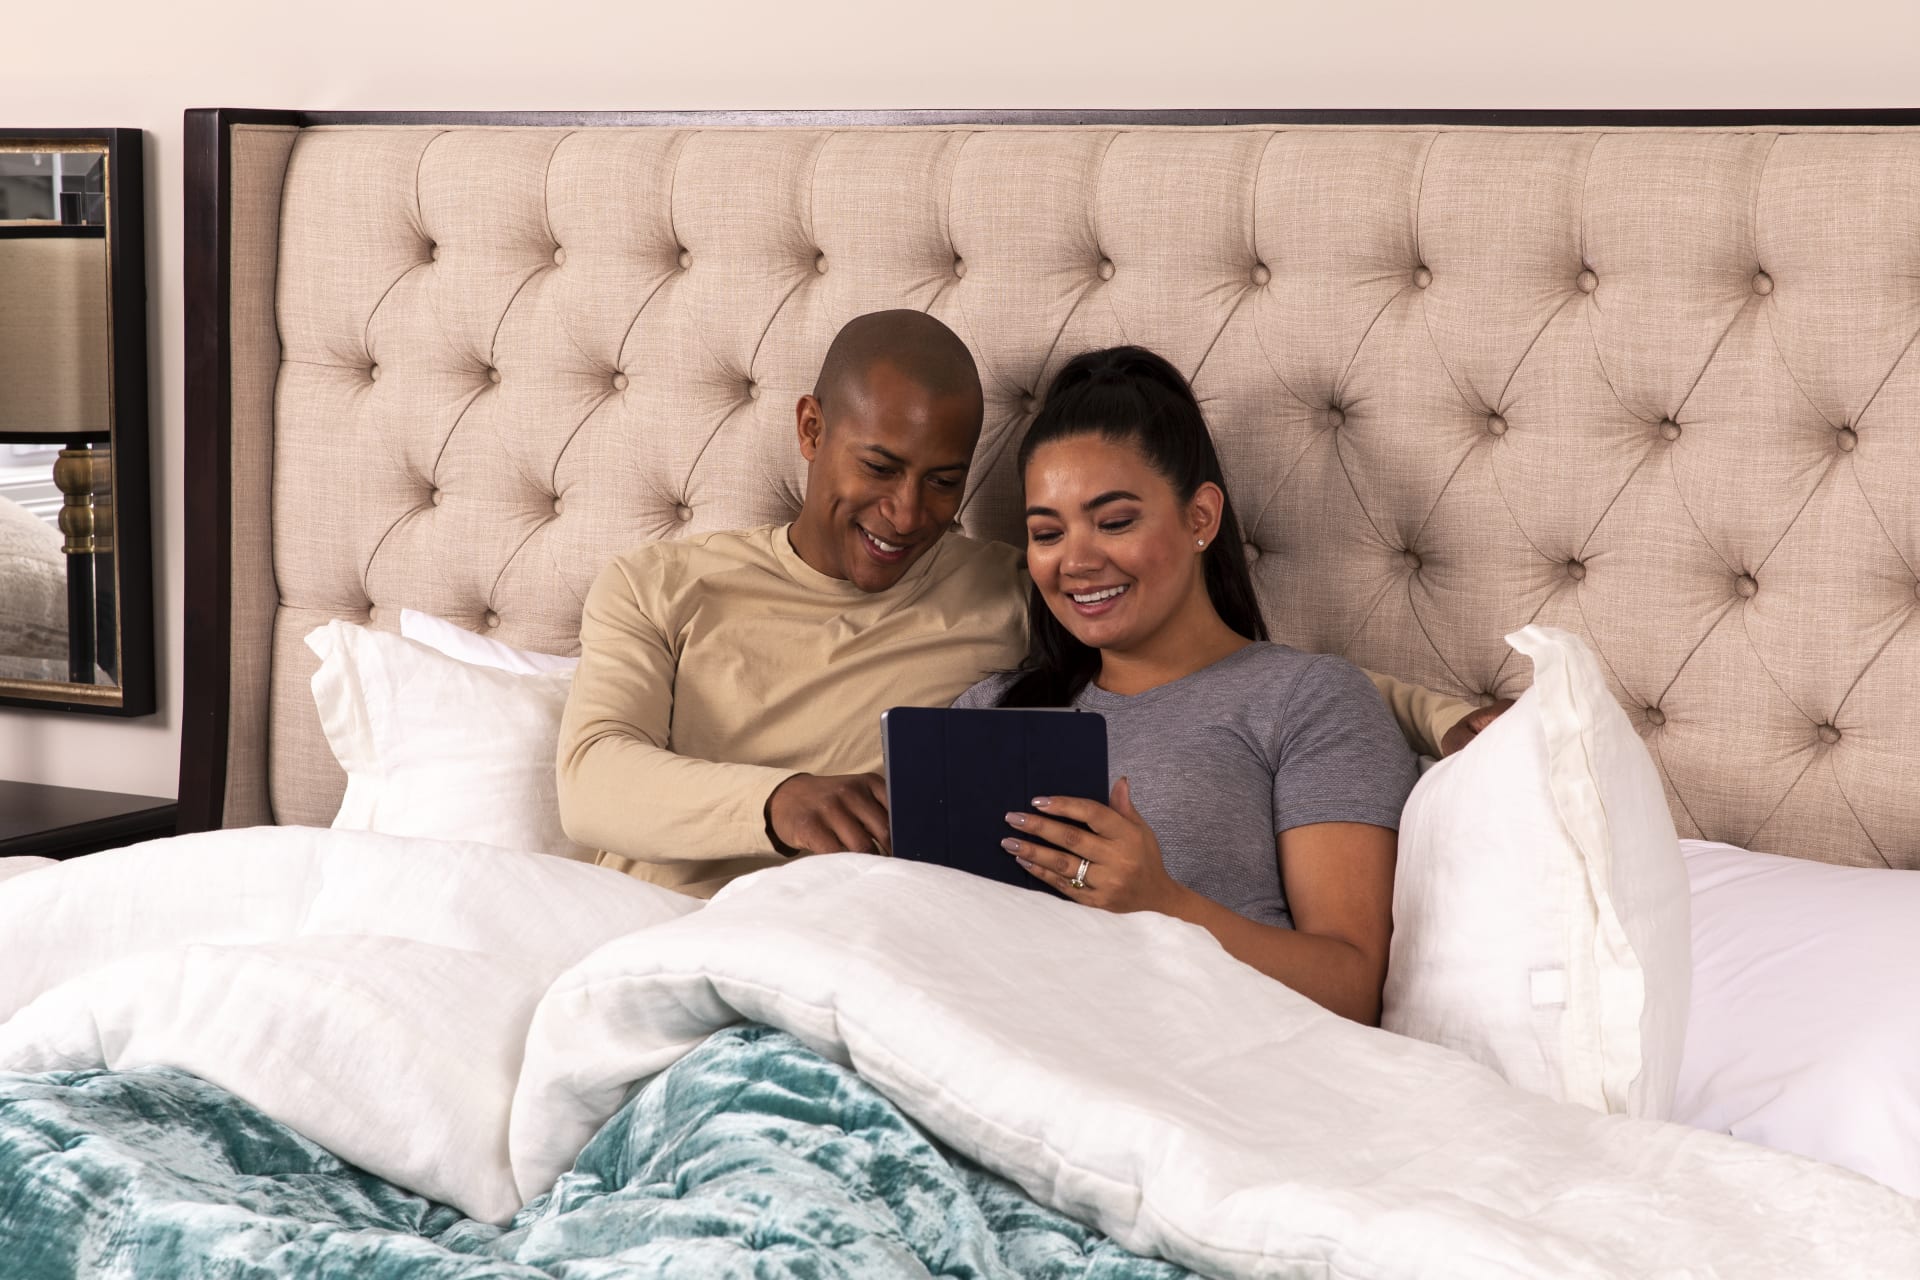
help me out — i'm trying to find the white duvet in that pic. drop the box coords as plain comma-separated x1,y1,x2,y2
0,829,1914,1279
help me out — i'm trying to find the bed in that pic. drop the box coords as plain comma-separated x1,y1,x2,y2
4,110,1920,1278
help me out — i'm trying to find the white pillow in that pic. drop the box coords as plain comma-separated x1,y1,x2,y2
305,620,588,859
1674,838,1920,1196
1382,625,1690,1119
400,607,579,674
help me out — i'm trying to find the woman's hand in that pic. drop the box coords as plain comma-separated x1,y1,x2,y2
1002,778,1187,915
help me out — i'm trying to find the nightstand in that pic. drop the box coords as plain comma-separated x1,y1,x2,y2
0,780,176,860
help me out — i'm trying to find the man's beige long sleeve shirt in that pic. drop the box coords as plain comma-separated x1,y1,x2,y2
558,526,1028,895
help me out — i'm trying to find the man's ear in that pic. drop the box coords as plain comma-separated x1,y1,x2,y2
796,394,826,462
1190,481,1226,547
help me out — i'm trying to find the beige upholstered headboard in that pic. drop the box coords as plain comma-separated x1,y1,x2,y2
182,111,1920,870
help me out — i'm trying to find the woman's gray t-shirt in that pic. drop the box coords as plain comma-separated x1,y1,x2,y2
951,643,1417,928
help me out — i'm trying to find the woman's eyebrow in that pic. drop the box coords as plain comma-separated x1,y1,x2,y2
1024,491,1140,519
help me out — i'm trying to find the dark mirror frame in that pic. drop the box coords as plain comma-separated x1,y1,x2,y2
0,127,153,715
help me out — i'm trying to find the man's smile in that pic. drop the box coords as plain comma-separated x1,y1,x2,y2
857,524,910,563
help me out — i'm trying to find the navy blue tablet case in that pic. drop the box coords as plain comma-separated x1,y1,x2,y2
882,706,1108,895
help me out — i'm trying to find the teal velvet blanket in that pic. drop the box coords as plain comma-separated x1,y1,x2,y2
0,1024,1194,1279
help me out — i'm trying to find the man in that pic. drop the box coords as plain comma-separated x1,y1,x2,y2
558,311,1502,897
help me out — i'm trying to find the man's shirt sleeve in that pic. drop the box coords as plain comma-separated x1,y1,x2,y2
1359,666,1474,760
556,557,798,863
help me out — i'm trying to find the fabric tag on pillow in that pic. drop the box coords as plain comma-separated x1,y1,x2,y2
1529,968,1568,1008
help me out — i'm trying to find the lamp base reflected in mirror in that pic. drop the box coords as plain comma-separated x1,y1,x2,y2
53,442,114,685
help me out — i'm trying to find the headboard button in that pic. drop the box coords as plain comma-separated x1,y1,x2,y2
953,257,967,278
486,367,502,385
1327,407,1345,429
1022,394,1039,416
1735,573,1758,598
1097,258,1116,281
612,372,629,391
1576,269,1598,294
1244,543,1262,562
1752,271,1774,296
813,252,828,274
1250,263,1271,286
1837,426,1858,452
1402,550,1422,572
368,364,381,382
747,381,761,401
1412,265,1432,289
1487,413,1508,437
1659,418,1681,441
677,248,692,270
551,246,566,267
429,488,443,507
1817,723,1841,745
1566,559,1587,582
675,504,693,523
1645,706,1667,727
483,610,501,629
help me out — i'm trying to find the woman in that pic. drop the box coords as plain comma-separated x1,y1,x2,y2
952,346,1417,1025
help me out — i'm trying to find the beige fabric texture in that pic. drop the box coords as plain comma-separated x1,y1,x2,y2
224,124,300,828
243,124,1920,870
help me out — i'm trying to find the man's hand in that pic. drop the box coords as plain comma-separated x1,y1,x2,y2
765,772,891,857
1440,699,1515,756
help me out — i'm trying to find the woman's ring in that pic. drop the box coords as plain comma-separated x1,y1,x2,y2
1069,858,1090,890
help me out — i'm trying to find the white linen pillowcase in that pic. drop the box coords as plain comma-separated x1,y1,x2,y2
1674,838,1920,1196
305,619,588,859
1382,625,1691,1119
400,607,580,675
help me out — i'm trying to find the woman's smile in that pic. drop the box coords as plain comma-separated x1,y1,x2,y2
1066,583,1131,615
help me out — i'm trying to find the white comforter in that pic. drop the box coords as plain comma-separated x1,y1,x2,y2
0,828,1914,1279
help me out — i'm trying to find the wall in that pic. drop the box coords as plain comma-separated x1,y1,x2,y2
3,0,1917,799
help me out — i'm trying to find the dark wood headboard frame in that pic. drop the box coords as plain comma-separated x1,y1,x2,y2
176,105,1920,834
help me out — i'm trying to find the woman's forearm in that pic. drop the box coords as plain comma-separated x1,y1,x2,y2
1163,887,1386,1025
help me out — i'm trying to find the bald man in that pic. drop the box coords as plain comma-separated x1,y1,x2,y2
558,311,1488,897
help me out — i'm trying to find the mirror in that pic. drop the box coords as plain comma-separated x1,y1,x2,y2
0,130,151,714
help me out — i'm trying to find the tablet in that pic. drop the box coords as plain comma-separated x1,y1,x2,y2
881,705,1108,895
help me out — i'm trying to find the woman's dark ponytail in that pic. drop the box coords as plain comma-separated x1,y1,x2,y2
997,347,1268,708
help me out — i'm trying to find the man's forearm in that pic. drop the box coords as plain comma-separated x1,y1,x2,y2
557,730,798,864
1362,667,1474,759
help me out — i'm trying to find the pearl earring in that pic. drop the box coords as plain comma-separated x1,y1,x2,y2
1196,539,1206,549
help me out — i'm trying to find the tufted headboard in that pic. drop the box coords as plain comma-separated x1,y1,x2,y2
181,109,1920,870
